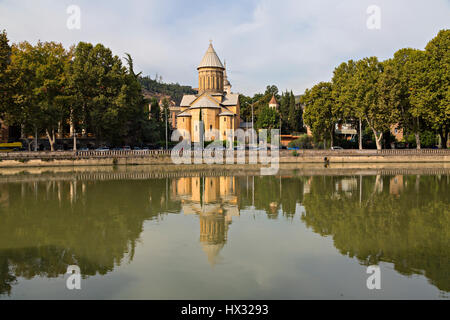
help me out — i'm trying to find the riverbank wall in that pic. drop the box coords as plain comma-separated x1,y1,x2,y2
0,149,449,168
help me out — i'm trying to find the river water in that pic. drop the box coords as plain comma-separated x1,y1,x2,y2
0,165,448,299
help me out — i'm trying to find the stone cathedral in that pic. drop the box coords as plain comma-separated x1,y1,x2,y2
177,42,240,142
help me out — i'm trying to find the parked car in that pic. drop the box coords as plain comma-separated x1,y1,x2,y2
79,147,89,151
95,147,110,151
122,146,131,151
331,146,344,150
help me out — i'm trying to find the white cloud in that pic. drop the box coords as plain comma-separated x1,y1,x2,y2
0,0,449,96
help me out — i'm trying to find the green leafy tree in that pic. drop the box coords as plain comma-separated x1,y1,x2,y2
0,30,13,122
264,85,279,97
7,42,50,150
412,29,450,148
149,97,161,122
302,82,336,147
256,106,280,131
332,60,362,148
382,48,428,149
32,41,72,151
279,91,290,133
116,53,151,146
67,42,127,146
356,57,399,150
238,94,252,121
288,91,301,132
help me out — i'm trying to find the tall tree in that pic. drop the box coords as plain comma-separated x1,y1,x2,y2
302,82,336,147
355,57,399,150
116,53,151,145
149,97,161,122
256,106,280,131
279,91,290,133
238,94,252,121
413,29,450,148
67,42,126,146
34,41,72,151
7,42,46,150
332,60,363,149
0,30,13,126
383,48,428,149
288,91,301,132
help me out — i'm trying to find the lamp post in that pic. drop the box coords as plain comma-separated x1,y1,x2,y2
251,103,254,146
165,106,168,150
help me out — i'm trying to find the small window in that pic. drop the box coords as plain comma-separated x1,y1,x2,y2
210,125,212,130
224,117,227,122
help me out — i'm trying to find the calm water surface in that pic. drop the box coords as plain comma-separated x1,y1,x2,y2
0,166,448,299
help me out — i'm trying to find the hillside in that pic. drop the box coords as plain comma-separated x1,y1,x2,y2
139,76,197,105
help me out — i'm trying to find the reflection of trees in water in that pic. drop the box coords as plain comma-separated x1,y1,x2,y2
301,175,450,292
0,173,448,295
238,175,308,219
0,179,181,295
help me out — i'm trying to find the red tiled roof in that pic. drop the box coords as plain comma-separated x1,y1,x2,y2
269,95,278,105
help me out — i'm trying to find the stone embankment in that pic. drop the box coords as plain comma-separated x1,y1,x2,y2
0,149,448,168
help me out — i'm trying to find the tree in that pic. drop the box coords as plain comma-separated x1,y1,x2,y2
67,42,127,146
161,97,170,149
0,30,13,118
256,106,280,131
115,53,151,146
332,60,363,149
7,42,47,150
288,91,301,132
33,41,72,151
279,91,290,133
383,48,428,149
149,97,161,122
302,82,336,147
238,94,252,121
412,29,450,148
253,85,280,119
264,85,279,97
355,57,399,150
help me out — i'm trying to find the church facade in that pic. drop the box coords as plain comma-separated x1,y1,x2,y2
177,43,240,142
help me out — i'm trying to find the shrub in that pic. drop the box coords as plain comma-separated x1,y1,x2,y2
406,131,438,148
288,135,313,149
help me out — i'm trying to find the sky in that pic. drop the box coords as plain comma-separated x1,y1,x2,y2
0,0,449,96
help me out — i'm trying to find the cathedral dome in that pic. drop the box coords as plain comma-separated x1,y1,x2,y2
198,43,224,69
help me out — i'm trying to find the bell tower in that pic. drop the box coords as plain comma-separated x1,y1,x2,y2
197,41,225,94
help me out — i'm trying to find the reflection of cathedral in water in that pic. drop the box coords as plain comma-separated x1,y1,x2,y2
172,176,240,266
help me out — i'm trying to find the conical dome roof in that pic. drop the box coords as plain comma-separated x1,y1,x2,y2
198,43,224,69
269,94,278,105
